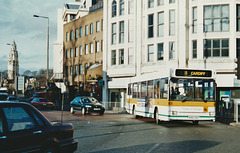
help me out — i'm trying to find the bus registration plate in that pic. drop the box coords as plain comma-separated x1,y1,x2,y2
188,116,199,119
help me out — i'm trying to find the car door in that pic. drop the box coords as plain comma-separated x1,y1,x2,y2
0,105,45,152
75,97,83,111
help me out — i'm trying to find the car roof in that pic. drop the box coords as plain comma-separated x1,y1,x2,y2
0,102,30,106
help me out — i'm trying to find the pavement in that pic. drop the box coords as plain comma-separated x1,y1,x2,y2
230,122,240,127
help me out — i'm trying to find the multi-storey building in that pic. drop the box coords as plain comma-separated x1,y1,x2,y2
103,0,240,110
63,4,103,101
53,1,94,92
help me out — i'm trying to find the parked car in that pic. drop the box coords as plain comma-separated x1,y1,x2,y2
6,96,19,102
28,91,54,102
0,102,78,153
31,98,55,110
70,97,105,115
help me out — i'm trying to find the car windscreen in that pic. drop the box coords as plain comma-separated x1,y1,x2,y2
82,98,92,104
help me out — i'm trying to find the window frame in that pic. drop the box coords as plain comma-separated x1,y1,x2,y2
111,50,116,65
119,49,124,65
148,14,154,38
119,21,124,43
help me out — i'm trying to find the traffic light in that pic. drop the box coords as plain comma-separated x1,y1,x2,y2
235,57,240,79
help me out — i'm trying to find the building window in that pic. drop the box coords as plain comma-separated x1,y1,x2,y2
112,50,116,65
112,23,116,44
120,0,124,15
128,19,134,42
96,41,100,52
70,48,73,58
70,66,73,76
119,21,124,43
193,7,197,33
66,49,69,59
128,48,133,64
75,28,78,39
148,45,154,62
119,49,124,65
157,43,164,60
193,40,197,58
90,43,94,54
90,23,93,34
158,0,164,6
96,21,100,32
169,10,175,35
70,30,73,40
204,5,229,32
85,63,88,70
148,14,154,38
237,39,240,58
80,27,83,37
80,46,83,56
79,64,82,74
128,0,134,14
85,25,89,36
85,44,88,55
169,0,175,3
112,1,117,17
66,66,68,77
75,47,78,57
237,5,240,31
102,20,104,31
75,65,78,75
148,0,154,8
66,32,69,41
158,12,164,37
169,42,175,60
204,39,229,58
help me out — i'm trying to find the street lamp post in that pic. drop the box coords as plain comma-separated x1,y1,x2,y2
33,14,49,85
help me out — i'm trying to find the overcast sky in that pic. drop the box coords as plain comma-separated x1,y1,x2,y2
0,0,74,73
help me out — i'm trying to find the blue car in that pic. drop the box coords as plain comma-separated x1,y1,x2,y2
70,97,105,115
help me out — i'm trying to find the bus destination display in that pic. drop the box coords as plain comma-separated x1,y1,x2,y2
175,69,212,77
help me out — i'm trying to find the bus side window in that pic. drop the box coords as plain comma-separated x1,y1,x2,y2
154,79,160,98
160,78,168,99
148,80,154,98
128,84,131,96
138,82,141,99
133,83,138,98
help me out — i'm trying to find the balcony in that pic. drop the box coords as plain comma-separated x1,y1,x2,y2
89,1,103,13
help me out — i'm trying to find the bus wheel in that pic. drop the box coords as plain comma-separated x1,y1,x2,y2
155,109,160,125
193,121,199,125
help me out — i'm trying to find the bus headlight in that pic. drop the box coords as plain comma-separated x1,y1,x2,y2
172,111,178,115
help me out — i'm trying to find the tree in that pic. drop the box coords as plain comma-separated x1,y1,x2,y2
23,70,32,77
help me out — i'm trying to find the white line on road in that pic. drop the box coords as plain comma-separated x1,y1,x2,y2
146,143,160,153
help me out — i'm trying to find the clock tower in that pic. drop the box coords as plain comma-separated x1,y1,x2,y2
8,40,19,81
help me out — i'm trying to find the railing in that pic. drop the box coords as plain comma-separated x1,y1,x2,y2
89,2,103,13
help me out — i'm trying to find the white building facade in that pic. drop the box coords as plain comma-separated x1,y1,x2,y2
103,0,240,110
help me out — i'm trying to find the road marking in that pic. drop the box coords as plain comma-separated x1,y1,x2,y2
146,143,160,153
